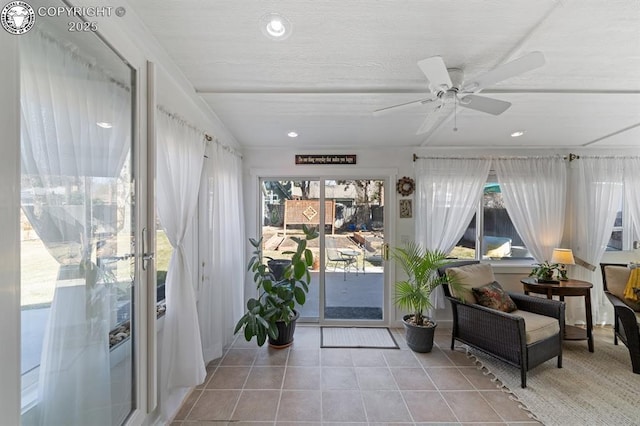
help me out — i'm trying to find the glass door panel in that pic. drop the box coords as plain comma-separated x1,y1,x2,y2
323,179,385,321
260,179,321,320
20,5,136,424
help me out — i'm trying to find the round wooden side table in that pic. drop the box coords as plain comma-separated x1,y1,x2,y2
520,277,594,352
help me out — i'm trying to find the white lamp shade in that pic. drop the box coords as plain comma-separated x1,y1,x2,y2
551,248,575,265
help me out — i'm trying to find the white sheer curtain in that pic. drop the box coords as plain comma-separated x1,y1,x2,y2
414,157,491,309
156,108,206,400
494,156,567,262
623,158,640,236
568,158,623,325
20,30,130,425
197,142,245,363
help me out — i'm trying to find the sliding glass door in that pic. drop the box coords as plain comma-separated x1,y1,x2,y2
323,179,386,322
259,178,387,324
260,179,322,319
20,5,137,424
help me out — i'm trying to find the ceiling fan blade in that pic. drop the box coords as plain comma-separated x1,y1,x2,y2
417,56,452,91
459,94,511,115
372,97,437,116
461,51,545,93
416,102,453,135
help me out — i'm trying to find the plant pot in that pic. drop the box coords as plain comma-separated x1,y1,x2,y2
268,310,300,349
267,259,292,281
402,314,437,353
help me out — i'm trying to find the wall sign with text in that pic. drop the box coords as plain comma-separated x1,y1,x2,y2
295,154,357,165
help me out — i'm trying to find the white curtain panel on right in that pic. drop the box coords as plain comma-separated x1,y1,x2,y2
623,157,640,236
494,156,567,263
569,157,623,325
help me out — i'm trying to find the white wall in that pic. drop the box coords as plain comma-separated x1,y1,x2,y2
243,145,640,326
243,146,416,324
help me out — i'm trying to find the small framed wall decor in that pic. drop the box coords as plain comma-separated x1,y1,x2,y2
399,199,412,218
396,176,415,196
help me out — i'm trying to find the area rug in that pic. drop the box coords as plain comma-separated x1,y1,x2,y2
462,329,640,426
324,306,383,320
321,327,399,349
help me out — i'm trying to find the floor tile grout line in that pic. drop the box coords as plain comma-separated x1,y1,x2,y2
439,332,521,424
178,333,241,423
227,339,258,423
385,352,417,424
351,351,370,425
447,341,528,424
273,346,291,424
177,326,533,425
415,340,463,424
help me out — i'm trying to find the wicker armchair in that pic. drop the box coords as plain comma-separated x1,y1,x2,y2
437,260,565,388
600,263,640,374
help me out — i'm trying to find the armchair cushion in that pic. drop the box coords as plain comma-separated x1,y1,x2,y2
603,265,640,311
472,281,517,313
513,310,561,344
446,263,495,304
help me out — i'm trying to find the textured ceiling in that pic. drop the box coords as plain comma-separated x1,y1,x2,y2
130,0,640,149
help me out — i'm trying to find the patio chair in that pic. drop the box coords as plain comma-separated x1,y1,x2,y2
600,263,640,374
437,260,565,388
325,237,358,280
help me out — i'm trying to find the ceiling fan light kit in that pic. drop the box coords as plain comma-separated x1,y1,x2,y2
375,51,546,135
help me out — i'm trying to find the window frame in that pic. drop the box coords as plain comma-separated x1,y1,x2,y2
453,172,534,263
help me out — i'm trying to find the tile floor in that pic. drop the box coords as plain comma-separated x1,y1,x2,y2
171,325,541,425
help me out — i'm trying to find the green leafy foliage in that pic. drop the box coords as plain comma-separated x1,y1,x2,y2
391,242,460,327
234,224,318,346
529,261,560,281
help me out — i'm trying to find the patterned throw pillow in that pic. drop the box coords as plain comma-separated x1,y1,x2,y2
472,281,517,313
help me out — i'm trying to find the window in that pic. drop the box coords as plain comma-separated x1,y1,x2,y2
453,175,532,260
606,196,623,251
156,222,171,302
607,188,638,252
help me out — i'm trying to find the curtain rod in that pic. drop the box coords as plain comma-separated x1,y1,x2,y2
412,153,580,162
157,105,212,141
37,28,130,92
156,105,243,159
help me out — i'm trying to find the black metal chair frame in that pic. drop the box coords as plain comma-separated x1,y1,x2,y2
600,263,640,374
325,237,358,281
437,260,565,388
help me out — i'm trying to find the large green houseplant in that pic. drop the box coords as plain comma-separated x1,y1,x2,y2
392,243,455,353
234,225,318,347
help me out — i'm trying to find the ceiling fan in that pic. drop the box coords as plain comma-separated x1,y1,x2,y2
374,51,545,134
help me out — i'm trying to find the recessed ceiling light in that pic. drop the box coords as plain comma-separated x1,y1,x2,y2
260,12,292,40
287,131,298,138
97,122,113,129
510,130,526,137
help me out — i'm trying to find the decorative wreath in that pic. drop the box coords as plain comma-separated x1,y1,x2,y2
396,176,415,196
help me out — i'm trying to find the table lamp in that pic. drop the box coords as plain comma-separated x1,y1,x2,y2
551,248,575,281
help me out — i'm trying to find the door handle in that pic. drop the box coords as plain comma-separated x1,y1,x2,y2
141,227,155,271
382,243,390,261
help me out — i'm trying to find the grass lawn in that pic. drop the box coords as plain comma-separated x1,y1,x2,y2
20,231,176,307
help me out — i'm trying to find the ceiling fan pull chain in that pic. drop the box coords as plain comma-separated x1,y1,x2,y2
453,96,458,132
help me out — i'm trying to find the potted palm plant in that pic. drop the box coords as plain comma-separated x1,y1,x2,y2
234,224,318,348
392,243,455,353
